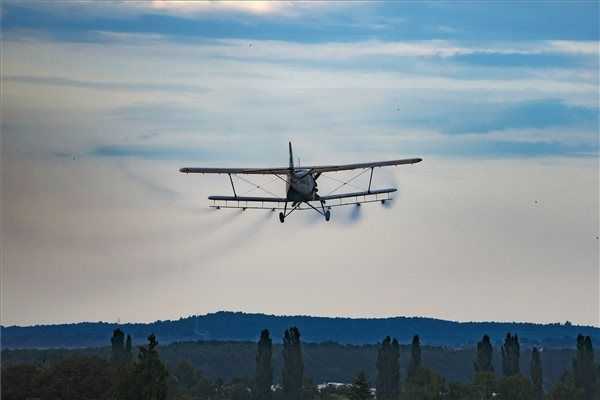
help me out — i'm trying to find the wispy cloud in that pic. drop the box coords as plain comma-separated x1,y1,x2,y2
3,0,336,20
2,0,599,327
549,40,600,55
147,0,311,17
4,1,598,43
3,75,210,94
408,99,598,135
91,145,215,161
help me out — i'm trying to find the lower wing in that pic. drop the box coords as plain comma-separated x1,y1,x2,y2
318,188,396,201
208,195,287,202
208,188,395,203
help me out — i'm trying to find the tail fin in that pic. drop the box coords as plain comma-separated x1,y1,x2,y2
288,141,294,169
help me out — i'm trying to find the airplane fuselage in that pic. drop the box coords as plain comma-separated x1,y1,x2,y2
286,169,317,202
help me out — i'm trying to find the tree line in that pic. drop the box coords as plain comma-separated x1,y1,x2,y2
2,327,598,399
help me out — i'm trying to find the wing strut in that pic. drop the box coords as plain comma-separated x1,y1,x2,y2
368,167,374,193
228,173,237,198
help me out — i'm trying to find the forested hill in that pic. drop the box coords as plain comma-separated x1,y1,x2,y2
2,311,598,349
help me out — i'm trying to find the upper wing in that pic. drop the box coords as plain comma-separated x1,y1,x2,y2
304,158,422,173
180,158,422,175
180,167,291,175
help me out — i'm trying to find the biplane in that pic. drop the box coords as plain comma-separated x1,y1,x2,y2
179,143,422,223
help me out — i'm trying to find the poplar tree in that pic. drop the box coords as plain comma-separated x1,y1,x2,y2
407,335,422,381
282,327,303,400
376,336,390,399
376,336,400,400
111,329,126,364
131,334,169,400
126,334,133,362
531,347,543,400
574,335,596,400
501,333,520,377
255,329,272,400
390,338,400,399
474,335,494,373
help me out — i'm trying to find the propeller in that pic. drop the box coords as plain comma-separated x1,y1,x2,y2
313,172,321,194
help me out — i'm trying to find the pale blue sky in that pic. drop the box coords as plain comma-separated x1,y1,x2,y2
1,1,599,326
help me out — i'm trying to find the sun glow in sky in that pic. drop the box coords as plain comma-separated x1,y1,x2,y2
1,1,598,326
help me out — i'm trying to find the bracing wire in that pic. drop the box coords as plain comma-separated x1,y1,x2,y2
320,173,364,192
325,168,370,196
235,174,280,197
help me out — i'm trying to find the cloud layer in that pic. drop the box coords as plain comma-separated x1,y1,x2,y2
1,1,599,326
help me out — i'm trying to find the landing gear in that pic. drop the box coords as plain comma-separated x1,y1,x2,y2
320,200,331,222
279,202,288,223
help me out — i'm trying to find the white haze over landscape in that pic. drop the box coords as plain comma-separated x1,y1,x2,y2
1,1,599,327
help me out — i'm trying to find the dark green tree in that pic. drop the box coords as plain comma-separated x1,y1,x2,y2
530,347,543,400
496,374,534,400
376,336,390,399
349,371,372,400
573,335,596,400
390,339,400,399
1,364,43,400
402,367,446,400
228,378,253,400
302,377,319,400
126,334,169,400
126,334,133,360
111,328,127,364
547,372,584,400
282,327,303,400
501,333,520,377
472,371,496,400
446,381,474,400
474,335,494,373
376,336,400,400
407,335,422,382
168,361,214,399
255,329,273,400
38,356,113,400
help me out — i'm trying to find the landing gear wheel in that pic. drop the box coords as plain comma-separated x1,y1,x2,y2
325,210,331,222
279,212,285,223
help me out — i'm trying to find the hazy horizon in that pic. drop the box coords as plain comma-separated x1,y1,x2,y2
4,308,600,329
